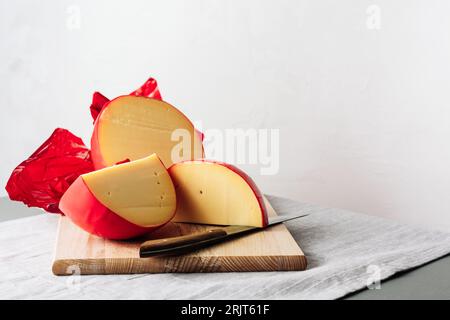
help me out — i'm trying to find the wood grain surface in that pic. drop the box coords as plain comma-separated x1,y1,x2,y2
52,198,307,275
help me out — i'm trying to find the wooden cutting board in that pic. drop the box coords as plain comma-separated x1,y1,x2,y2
52,198,306,275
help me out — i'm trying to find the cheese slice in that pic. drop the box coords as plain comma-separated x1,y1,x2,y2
91,96,204,169
169,160,268,227
82,154,176,227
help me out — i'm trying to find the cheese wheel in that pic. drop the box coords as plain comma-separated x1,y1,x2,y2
91,96,204,169
59,154,176,239
169,160,268,227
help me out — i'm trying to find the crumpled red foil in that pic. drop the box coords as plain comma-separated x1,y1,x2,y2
89,77,162,122
5,128,94,214
5,76,182,214
129,77,162,99
89,91,110,123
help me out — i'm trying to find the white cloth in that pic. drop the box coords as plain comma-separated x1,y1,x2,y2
1,195,450,300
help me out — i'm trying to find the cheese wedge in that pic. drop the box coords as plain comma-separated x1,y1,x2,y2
91,95,204,169
59,154,176,239
169,160,268,227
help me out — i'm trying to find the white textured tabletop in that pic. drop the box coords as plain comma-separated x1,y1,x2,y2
1,195,450,300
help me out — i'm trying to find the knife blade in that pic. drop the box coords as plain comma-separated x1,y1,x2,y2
139,212,310,258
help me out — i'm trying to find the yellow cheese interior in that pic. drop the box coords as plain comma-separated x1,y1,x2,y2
82,154,176,227
170,162,265,227
97,96,203,167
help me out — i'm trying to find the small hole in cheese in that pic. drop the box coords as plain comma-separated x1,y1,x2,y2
199,190,203,195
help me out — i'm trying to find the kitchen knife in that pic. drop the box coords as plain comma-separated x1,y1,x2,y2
139,212,309,258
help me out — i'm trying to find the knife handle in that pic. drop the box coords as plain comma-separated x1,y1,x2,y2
139,228,228,257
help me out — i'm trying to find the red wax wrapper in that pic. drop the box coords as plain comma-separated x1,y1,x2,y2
5,76,188,215
129,77,162,99
89,77,162,122
89,91,110,123
5,128,94,214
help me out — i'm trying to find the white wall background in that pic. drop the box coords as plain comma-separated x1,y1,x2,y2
1,0,450,230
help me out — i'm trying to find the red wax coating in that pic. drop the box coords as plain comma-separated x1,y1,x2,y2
59,176,159,239
6,76,170,215
89,91,110,123
5,128,94,213
129,77,162,100
89,77,162,122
